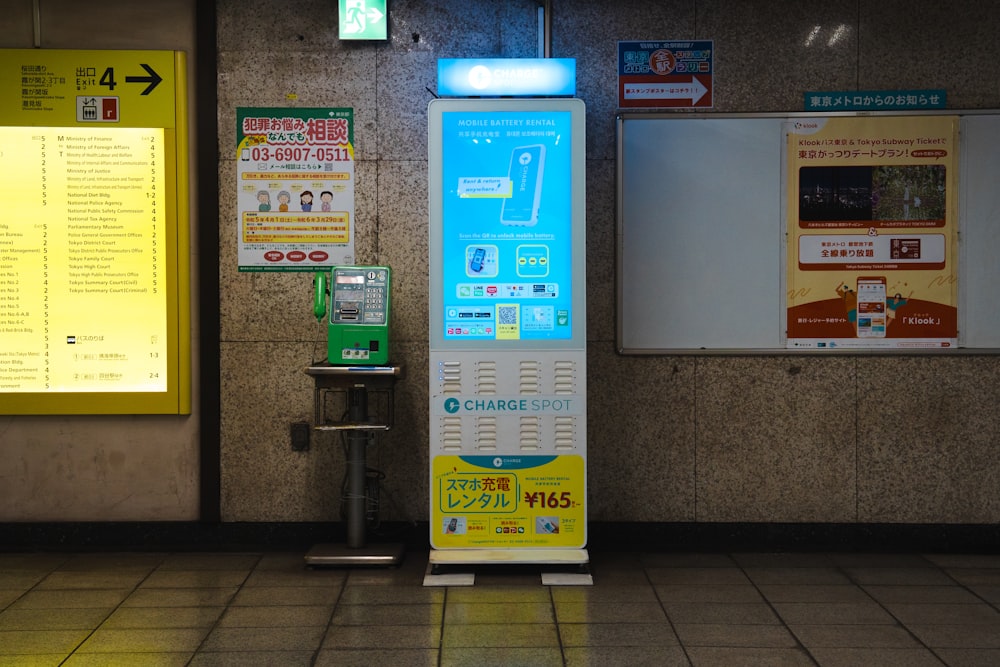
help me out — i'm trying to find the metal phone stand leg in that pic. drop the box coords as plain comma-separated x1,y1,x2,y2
305,366,404,567
345,388,368,549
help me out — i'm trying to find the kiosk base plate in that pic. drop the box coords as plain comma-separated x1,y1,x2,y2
304,543,404,567
424,548,591,586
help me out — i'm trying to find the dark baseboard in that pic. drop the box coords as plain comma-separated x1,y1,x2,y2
2,521,999,553
588,522,1000,554
0,521,419,553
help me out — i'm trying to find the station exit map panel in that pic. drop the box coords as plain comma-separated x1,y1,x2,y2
0,49,190,414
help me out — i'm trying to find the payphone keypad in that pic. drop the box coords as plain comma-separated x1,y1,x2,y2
362,270,387,324
364,277,386,323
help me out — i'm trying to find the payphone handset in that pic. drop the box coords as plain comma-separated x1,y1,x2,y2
313,266,391,365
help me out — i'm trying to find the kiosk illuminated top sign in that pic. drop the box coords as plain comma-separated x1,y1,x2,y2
437,59,576,97
440,109,573,342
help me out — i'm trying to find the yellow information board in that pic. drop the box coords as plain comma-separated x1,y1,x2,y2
0,49,189,414
430,455,586,549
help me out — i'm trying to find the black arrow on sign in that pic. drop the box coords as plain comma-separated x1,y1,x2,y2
125,64,162,95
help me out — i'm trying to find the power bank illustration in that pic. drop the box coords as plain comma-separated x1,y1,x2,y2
501,144,545,226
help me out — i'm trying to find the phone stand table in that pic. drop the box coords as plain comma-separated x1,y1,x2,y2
304,363,403,567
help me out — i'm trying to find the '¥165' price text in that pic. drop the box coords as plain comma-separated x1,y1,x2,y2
523,491,575,509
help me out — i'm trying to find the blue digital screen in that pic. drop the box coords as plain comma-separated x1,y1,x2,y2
440,110,573,341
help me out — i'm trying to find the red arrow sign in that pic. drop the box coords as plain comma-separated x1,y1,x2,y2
620,75,711,108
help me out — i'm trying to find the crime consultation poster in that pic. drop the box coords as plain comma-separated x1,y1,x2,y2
237,108,355,271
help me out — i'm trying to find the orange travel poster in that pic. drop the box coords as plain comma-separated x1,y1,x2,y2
785,115,959,349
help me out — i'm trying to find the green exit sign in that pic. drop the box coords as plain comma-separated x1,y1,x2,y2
339,0,388,40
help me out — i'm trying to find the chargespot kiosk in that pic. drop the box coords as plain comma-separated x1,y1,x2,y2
426,59,589,583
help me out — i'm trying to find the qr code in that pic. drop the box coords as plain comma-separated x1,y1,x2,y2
498,306,517,325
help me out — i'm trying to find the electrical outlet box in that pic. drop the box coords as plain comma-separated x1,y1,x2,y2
290,421,311,451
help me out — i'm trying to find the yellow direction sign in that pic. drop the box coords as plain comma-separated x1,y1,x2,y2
0,49,177,128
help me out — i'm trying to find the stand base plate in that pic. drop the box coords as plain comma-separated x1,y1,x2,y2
304,543,404,567
423,548,592,586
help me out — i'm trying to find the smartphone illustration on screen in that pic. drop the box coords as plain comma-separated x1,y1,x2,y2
501,144,545,226
856,276,887,337
469,247,486,273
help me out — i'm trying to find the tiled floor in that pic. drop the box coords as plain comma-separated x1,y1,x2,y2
2,550,1000,666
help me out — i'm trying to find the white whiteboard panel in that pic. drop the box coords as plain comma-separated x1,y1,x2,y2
617,112,1000,353
617,116,786,351
958,115,1000,349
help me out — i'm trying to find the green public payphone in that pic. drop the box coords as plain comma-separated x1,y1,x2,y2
314,266,391,365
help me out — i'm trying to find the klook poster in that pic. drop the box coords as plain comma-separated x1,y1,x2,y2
786,116,959,349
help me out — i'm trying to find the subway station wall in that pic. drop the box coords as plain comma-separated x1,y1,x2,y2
216,0,1000,525
4,0,1000,525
